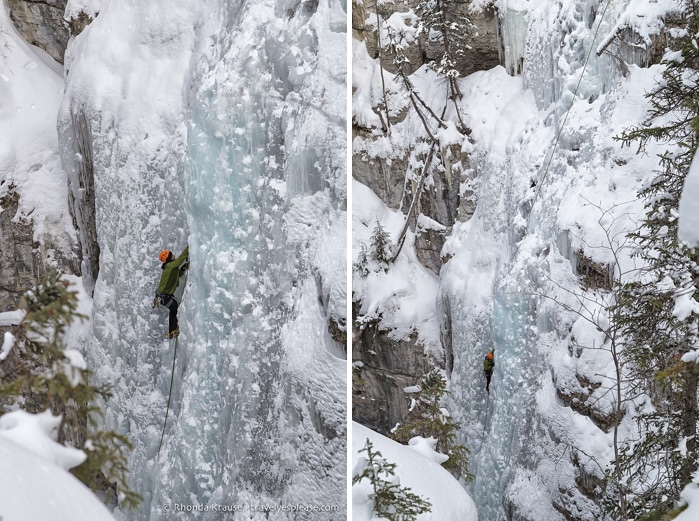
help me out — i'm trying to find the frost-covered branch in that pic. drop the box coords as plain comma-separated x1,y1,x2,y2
391,140,438,262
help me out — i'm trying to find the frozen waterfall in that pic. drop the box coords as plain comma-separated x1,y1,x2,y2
443,1,674,519
58,0,346,519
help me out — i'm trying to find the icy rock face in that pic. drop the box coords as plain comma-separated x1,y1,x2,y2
59,0,346,519
500,5,528,76
440,2,677,521
5,0,69,63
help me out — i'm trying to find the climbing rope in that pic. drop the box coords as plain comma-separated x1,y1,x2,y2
484,391,491,429
157,335,179,456
157,270,188,457
526,0,615,227
158,337,180,455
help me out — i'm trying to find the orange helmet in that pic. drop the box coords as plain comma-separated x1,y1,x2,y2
486,352,494,360
159,249,171,263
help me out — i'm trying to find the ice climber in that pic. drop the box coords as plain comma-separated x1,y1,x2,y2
483,349,495,393
155,245,189,339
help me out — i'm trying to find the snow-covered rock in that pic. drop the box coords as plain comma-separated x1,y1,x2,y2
352,422,477,521
0,410,86,470
0,2,76,308
0,435,114,521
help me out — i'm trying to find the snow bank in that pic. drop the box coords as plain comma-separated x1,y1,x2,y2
352,422,477,521
675,477,699,521
0,410,86,470
0,435,114,521
407,436,449,465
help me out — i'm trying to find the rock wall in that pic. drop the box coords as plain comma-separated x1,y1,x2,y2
352,0,500,78
0,183,79,307
61,109,100,293
0,186,37,310
0,183,79,414
352,312,434,435
4,0,69,63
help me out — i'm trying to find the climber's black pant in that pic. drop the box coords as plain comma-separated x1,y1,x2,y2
484,369,493,391
159,293,179,333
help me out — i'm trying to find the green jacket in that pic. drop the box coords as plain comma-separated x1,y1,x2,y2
483,352,495,372
158,245,189,295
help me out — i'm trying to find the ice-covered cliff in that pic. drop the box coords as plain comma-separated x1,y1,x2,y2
55,0,347,519
352,0,688,519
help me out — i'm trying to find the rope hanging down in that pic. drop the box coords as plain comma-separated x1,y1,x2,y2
158,335,179,456
157,271,188,457
526,0,614,227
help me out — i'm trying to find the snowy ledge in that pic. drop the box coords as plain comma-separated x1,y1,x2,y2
0,411,115,521
352,422,477,521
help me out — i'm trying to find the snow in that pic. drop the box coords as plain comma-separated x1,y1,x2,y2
675,475,699,521
0,410,86,471
352,422,477,521
679,150,699,247
62,349,87,387
0,331,15,361
0,434,114,521
353,179,441,353
0,309,25,327
65,0,103,20
596,0,682,58
0,3,74,248
352,39,390,131
407,436,449,465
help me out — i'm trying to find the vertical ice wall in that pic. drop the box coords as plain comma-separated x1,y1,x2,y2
169,0,347,514
442,1,656,519
59,0,346,519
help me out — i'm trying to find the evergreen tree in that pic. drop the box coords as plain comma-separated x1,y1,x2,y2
415,0,471,99
394,369,474,481
353,242,371,277
415,0,471,129
371,219,393,267
612,1,699,517
353,438,432,521
0,272,141,509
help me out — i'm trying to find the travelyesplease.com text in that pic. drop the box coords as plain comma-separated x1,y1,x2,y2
162,502,340,514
